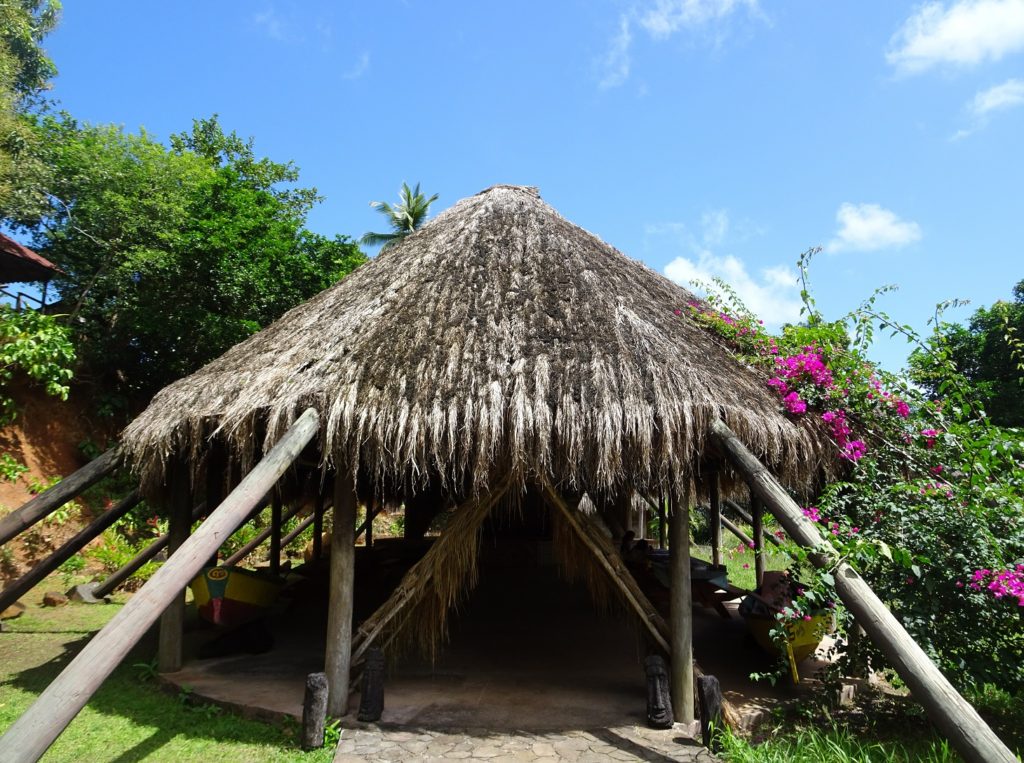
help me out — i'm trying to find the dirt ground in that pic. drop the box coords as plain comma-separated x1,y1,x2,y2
0,383,119,584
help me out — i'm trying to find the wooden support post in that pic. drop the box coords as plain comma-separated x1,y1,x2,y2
710,418,1016,763
0,409,319,763
0,490,141,612
270,493,283,576
313,491,325,560
669,483,694,724
221,503,300,567
158,463,192,673
301,672,329,750
636,497,646,541
697,674,724,752
724,499,781,547
204,446,226,567
750,493,765,588
708,470,722,567
89,502,206,600
325,471,357,716
658,492,667,549
0,448,120,546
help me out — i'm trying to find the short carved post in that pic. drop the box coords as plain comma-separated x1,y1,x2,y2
357,647,385,722
644,655,674,729
697,674,724,752
302,672,329,750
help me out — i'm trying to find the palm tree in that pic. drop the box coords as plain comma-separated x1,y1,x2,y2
360,182,439,250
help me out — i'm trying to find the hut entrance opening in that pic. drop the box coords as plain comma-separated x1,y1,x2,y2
165,485,658,730
376,499,650,729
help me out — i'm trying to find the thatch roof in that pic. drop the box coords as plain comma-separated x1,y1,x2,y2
123,185,827,498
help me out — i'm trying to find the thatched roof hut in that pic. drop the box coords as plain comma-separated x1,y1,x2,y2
123,184,825,501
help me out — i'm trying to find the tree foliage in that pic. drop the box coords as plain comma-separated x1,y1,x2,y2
693,252,1024,693
360,181,438,250
0,0,60,220
909,280,1024,428
0,303,74,423
28,115,366,408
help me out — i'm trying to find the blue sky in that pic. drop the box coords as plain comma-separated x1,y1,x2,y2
42,1,1024,370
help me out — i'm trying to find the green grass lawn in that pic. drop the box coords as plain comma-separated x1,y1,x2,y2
0,597,334,763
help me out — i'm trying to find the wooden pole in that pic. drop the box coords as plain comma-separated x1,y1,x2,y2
709,419,1016,763
719,514,754,548
0,448,120,546
540,479,670,654
312,491,325,560
221,503,300,567
658,492,667,549
750,493,765,588
158,461,193,673
723,498,781,547
364,498,375,548
0,491,141,612
90,502,206,599
281,513,316,550
325,471,357,716
0,408,319,763
269,493,283,576
708,470,722,567
669,482,695,724
301,672,329,750
350,476,512,666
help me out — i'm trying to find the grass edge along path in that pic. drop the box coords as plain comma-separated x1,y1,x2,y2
0,598,333,763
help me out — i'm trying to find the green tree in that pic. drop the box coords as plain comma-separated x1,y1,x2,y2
360,181,438,250
909,280,1024,427
0,0,60,220
30,115,366,408
0,303,74,423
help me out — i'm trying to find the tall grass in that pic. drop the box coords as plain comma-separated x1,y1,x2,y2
719,725,958,763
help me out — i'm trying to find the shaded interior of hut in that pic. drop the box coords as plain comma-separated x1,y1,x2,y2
162,436,798,730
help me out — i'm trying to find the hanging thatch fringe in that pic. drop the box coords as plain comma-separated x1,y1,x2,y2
350,474,513,663
121,185,831,501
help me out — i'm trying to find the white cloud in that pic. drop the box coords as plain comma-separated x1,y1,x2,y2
701,209,729,246
599,16,633,89
640,0,761,38
665,250,802,326
342,52,370,80
953,77,1024,137
826,203,922,253
598,0,762,88
253,9,289,41
971,76,1024,114
887,0,1024,74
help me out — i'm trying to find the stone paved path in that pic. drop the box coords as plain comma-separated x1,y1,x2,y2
333,723,721,762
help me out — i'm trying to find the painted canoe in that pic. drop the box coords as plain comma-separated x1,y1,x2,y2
189,566,285,627
744,610,834,682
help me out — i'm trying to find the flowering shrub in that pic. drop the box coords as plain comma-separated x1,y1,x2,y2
677,254,1024,692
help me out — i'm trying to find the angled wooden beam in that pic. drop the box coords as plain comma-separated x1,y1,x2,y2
87,502,206,600
0,408,319,763
710,418,1016,763
0,490,141,612
0,448,120,546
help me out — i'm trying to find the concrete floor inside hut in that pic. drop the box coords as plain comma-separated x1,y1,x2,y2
164,537,827,732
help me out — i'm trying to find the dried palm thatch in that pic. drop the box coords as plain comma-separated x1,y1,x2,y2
123,185,828,498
